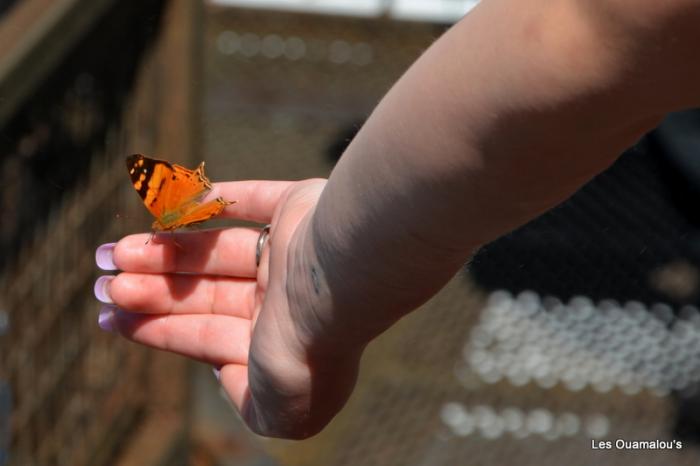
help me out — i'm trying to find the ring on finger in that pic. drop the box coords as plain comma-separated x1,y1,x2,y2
255,224,271,267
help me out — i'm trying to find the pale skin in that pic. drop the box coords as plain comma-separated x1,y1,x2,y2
98,0,700,439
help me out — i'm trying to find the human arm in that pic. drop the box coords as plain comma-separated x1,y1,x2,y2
97,0,700,440
294,0,700,348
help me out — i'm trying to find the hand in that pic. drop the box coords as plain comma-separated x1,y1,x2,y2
94,178,363,439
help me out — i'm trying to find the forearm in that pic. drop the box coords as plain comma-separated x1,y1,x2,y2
294,0,700,348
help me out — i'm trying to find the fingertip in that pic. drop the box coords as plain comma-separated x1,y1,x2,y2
112,233,165,272
98,304,118,333
94,275,114,304
96,243,117,270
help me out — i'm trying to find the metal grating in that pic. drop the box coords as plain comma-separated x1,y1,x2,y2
470,135,700,307
203,6,700,466
0,1,198,464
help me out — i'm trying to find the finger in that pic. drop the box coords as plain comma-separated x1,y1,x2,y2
206,180,293,223
113,228,260,277
103,273,256,319
106,308,250,366
219,364,251,411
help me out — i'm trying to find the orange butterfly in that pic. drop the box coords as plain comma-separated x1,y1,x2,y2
126,154,234,231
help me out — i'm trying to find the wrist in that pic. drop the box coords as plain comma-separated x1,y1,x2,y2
285,210,372,358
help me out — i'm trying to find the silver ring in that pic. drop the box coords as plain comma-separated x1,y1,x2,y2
255,224,271,267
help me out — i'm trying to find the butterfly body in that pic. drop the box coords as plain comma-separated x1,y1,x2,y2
126,154,233,231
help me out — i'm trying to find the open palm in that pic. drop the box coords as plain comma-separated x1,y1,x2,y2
99,178,361,438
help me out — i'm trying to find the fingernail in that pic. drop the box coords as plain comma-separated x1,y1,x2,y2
95,243,117,270
98,305,117,333
212,367,221,381
94,276,114,303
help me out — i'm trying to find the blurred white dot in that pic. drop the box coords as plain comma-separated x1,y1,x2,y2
329,40,352,64
468,349,488,368
542,296,562,310
284,36,306,60
507,370,531,387
558,413,580,437
624,300,647,321
523,352,546,372
535,374,558,389
513,426,530,439
487,289,512,307
570,295,593,310
473,405,495,422
585,414,610,439
217,30,240,55
516,290,541,315
480,368,503,384
240,33,261,57
470,326,493,349
527,409,553,434
481,416,505,439
452,416,476,437
440,402,467,426
672,320,692,341
599,299,621,311
261,34,285,58
651,303,674,325
441,403,476,437
502,408,524,432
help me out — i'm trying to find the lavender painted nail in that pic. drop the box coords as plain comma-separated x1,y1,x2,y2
98,305,117,333
94,276,114,304
95,243,117,270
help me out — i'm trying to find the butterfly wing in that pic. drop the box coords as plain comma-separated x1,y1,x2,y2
126,154,231,230
171,197,231,229
164,163,214,207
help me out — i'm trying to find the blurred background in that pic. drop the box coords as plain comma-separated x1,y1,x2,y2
2,0,700,465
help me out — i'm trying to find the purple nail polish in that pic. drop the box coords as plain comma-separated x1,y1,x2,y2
98,305,117,333
94,276,114,304
95,243,117,271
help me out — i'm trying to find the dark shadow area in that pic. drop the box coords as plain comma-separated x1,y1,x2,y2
469,112,700,307
0,0,166,272
326,120,363,164
0,0,19,18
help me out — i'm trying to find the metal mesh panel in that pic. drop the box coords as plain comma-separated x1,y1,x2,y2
470,139,700,307
0,1,197,464
201,7,700,466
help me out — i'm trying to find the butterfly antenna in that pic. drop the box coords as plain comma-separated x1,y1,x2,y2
145,231,155,245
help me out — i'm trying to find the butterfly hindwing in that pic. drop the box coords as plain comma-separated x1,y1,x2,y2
173,197,230,228
126,154,233,230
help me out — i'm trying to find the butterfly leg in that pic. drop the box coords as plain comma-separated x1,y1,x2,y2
148,231,183,249
145,230,156,245
169,230,183,250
